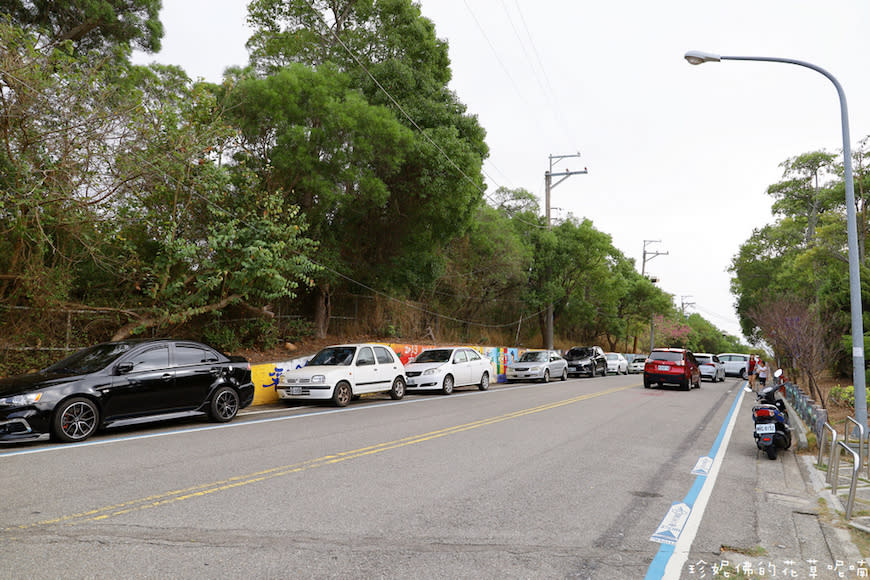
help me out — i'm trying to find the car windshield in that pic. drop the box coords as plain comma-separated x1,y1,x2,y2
519,351,547,362
696,356,712,364
633,358,646,364
414,349,452,363
567,348,593,358
308,347,356,366
648,351,684,363
43,342,133,374
606,353,617,360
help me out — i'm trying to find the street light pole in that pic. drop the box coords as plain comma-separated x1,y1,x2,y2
544,153,587,350
685,50,867,429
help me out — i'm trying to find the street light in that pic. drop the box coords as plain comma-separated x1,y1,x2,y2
685,50,867,430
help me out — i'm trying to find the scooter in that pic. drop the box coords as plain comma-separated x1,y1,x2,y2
752,369,792,460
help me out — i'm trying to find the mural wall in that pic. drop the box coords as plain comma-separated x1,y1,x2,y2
251,343,523,406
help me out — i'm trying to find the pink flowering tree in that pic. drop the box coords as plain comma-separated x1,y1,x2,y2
653,315,692,348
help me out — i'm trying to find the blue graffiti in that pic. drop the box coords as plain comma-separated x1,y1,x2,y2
264,367,284,391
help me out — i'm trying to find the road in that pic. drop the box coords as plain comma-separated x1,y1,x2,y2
0,374,761,578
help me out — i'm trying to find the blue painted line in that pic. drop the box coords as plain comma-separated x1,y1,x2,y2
644,384,746,579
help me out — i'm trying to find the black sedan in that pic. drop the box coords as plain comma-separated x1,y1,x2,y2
0,339,254,443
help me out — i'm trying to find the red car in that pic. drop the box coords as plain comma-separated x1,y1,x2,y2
643,348,701,390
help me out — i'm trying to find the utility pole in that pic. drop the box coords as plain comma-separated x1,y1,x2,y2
642,240,668,352
680,295,695,318
544,153,587,350
641,239,668,277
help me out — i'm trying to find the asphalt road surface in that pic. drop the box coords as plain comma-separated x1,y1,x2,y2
1,373,760,579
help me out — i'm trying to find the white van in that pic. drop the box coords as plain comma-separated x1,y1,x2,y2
717,353,750,378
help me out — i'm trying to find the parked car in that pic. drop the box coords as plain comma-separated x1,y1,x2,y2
0,339,254,443
718,353,751,378
644,348,701,390
628,355,646,374
605,352,628,375
564,346,607,377
404,347,491,394
506,350,568,383
278,344,406,407
695,353,725,382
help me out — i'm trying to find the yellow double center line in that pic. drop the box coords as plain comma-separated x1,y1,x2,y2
5,384,634,532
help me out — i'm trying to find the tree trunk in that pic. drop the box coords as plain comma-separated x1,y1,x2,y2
111,295,241,341
313,284,331,339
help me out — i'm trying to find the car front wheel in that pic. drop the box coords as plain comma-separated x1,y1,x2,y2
333,381,352,407
389,376,405,400
479,372,490,391
210,386,240,422
51,397,99,443
441,374,454,395
541,369,550,383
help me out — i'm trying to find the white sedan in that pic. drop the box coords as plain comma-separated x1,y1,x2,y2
605,352,628,374
696,353,726,382
277,343,406,406
404,347,491,394
628,355,646,374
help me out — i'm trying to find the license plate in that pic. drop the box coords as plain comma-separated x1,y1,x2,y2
756,423,776,434
657,365,670,371
290,386,302,395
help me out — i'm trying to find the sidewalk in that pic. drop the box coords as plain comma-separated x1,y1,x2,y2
705,396,865,579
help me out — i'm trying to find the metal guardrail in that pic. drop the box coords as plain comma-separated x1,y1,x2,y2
819,422,838,483
832,440,862,520
845,416,866,476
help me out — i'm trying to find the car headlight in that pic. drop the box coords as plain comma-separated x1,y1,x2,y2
0,392,42,407
529,366,542,371
423,368,441,376
311,375,326,383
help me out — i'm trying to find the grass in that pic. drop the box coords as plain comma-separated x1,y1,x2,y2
719,545,767,557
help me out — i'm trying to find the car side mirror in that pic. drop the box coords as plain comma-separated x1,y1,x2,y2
116,362,134,375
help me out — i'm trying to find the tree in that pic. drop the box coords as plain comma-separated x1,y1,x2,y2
238,0,488,336
428,200,533,340
767,151,837,245
225,63,415,337
748,297,832,407
107,66,318,339
1,0,163,54
0,22,135,307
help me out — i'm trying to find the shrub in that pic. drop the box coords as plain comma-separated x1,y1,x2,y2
829,384,855,409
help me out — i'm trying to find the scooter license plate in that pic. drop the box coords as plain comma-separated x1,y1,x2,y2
756,423,776,434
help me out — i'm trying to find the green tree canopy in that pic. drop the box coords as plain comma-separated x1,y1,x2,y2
1,0,163,54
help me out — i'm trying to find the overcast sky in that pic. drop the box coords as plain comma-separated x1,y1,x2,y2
133,1,870,342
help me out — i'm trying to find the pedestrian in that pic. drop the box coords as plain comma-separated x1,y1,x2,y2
756,359,769,389
747,355,757,388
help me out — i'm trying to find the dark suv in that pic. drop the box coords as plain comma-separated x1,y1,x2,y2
564,346,607,377
644,348,701,391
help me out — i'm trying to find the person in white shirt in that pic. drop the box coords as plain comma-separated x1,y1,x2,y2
756,360,769,389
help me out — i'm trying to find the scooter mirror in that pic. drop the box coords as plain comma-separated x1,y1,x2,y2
774,368,783,378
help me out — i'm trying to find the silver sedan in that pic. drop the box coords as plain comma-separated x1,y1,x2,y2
506,350,568,383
